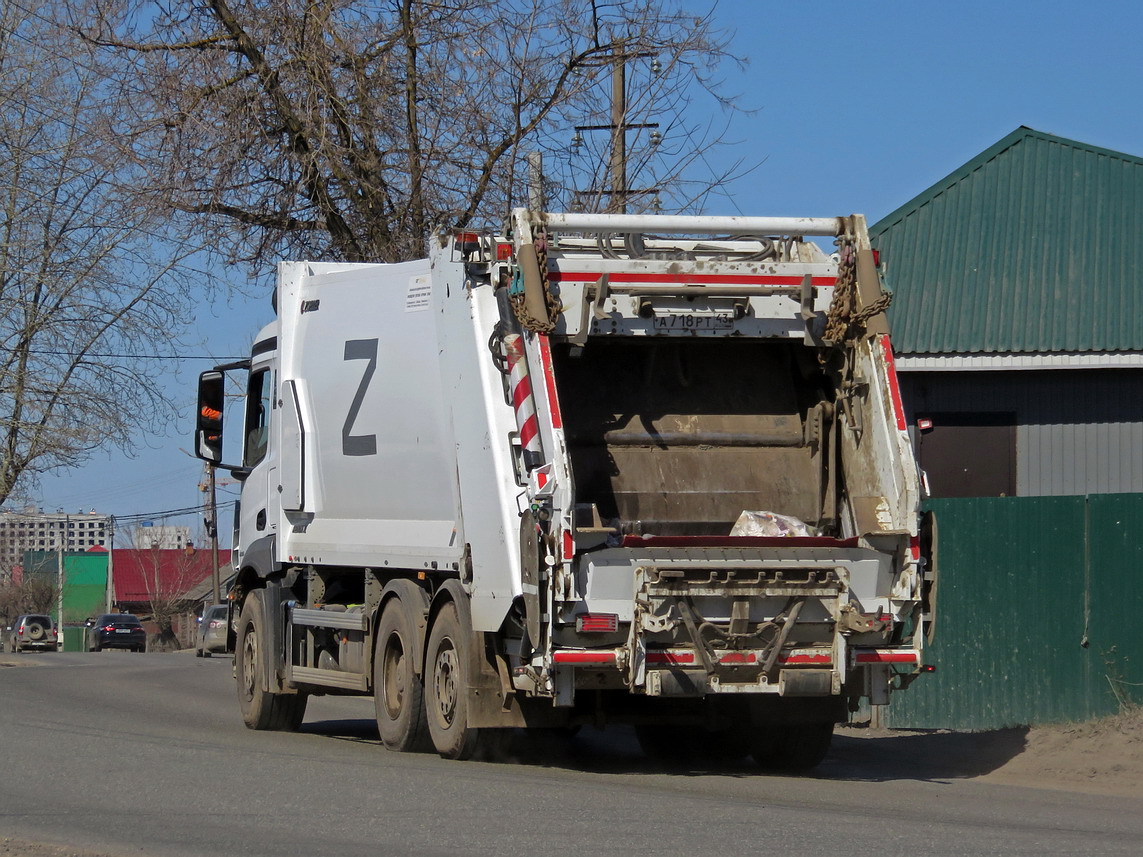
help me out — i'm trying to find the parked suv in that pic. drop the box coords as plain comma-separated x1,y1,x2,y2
7,614,58,652
195,604,229,657
86,614,146,652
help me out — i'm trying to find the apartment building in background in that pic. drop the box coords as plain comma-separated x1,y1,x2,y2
0,506,111,580
131,523,191,550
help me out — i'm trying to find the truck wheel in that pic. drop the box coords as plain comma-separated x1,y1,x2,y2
374,598,431,753
425,601,487,760
751,721,834,770
236,589,308,731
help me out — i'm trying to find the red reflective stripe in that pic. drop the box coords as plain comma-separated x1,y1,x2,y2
621,534,861,548
909,536,921,562
644,651,833,666
537,335,562,429
550,272,835,287
563,530,574,560
552,651,617,665
855,650,919,664
881,335,907,432
719,652,756,665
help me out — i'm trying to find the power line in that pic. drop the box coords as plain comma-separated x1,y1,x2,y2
112,501,236,525
16,349,247,362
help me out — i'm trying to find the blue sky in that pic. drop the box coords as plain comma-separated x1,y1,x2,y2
30,0,1143,540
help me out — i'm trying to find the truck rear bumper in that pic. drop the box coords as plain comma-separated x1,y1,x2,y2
548,646,921,697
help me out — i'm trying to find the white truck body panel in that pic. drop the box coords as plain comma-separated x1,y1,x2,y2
259,257,524,629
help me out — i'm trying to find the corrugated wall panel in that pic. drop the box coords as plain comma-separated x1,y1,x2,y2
889,497,1092,730
900,370,1143,496
873,128,1143,355
1086,495,1143,707
889,496,1143,730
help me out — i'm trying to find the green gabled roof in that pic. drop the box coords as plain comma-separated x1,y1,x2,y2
871,127,1143,355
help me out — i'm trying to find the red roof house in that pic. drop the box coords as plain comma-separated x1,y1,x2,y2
111,547,231,607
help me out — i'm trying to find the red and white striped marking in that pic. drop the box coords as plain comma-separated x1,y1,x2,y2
504,334,542,462
880,335,907,432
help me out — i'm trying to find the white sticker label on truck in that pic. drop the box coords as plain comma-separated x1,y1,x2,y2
405,275,431,312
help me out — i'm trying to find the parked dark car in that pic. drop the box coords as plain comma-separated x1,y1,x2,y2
86,614,146,652
7,614,58,652
195,604,229,657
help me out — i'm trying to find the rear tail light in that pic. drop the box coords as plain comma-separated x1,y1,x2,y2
576,613,619,634
103,625,116,632
209,620,225,629
909,535,921,562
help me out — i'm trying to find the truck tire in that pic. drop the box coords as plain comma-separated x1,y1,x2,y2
236,589,308,731
750,721,834,770
374,598,431,753
425,601,490,760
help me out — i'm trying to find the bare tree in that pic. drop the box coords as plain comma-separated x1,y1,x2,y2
82,0,743,268
0,577,58,629
0,3,204,506
128,539,209,650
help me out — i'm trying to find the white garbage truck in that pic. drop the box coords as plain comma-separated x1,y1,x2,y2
195,209,933,766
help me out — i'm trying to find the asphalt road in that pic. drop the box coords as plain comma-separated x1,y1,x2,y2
2,651,1141,857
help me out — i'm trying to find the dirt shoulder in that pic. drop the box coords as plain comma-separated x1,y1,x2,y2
834,707,1143,798
982,707,1143,796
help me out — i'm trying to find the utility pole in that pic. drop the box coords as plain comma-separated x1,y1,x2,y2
609,52,627,213
208,465,220,605
572,47,660,213
105,518,115,613
56,522,63,644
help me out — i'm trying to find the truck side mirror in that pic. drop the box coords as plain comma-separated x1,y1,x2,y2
196,370,226,464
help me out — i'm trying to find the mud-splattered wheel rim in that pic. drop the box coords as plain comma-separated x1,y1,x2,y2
432,638,459,727
241,622,258,702
382,631,407,721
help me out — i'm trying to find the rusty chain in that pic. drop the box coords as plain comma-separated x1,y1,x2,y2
510,223,562,335
823,239,892,345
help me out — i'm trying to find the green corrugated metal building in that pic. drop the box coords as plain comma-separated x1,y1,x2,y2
23,550,108,624
868,128,1143,727
873,126,1143,358
871,127,1143,499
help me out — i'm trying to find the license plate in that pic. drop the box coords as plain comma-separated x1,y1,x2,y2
115,629,131,634
652,313,733,330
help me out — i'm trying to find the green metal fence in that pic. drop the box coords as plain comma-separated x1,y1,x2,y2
889,495,1143,730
